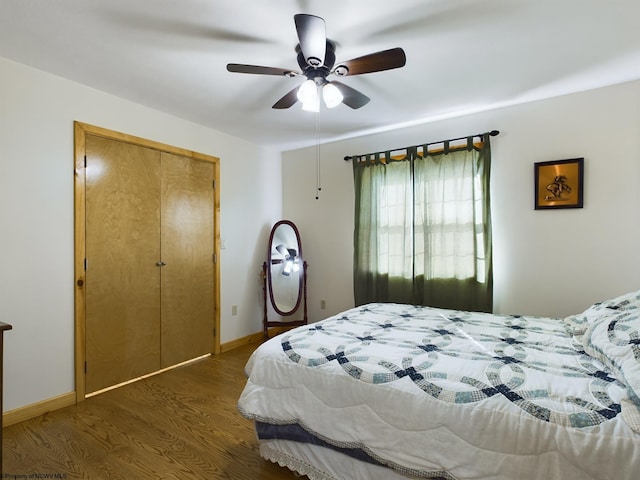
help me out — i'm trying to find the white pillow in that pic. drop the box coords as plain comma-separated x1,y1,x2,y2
582,309,640,407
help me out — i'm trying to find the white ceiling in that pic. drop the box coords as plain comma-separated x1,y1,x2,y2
2,0,640,151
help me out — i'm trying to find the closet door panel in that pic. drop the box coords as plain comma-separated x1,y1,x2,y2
85,135,162,393
160,152,215,367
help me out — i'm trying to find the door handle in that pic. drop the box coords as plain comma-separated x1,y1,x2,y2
156,261,167,267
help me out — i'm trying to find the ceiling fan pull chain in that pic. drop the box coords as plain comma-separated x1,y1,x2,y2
315,110,322,200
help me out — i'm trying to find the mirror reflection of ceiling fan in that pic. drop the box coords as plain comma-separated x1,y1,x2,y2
275,244,300,276
226,14,406,111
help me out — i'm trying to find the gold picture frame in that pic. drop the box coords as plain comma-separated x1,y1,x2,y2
534,158,584,210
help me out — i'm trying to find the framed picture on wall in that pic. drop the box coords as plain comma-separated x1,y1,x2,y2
534,157,584,210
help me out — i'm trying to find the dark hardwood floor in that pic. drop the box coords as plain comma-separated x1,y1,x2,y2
3,343,300,479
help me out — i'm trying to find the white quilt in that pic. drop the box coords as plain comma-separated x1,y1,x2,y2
238,303,640,480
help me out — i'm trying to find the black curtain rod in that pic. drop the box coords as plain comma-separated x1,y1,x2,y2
343,129,500,161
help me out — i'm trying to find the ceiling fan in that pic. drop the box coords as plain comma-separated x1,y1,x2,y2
226,14,406,111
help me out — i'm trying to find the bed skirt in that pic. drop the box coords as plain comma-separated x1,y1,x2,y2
258,437,450,480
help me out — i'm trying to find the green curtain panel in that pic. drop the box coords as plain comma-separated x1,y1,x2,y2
352,135,493,312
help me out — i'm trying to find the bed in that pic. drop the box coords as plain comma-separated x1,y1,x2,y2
238,293,640,480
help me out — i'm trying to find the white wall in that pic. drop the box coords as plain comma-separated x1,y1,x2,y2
282,80,640,323
0,57,282,412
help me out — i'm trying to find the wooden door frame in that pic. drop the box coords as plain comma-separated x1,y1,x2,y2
74,121,221,402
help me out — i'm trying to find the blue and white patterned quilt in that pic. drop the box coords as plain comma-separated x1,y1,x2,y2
238,303,640,480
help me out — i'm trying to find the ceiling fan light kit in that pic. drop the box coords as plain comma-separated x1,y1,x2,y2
297,79,320,111
226,13,406,111
297,79,344,111
322,83,343,108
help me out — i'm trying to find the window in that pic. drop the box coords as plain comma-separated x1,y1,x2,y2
352,136,493,312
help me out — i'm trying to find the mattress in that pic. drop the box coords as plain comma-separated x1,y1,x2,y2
238,302,640,479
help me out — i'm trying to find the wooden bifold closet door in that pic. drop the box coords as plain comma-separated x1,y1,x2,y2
82,131,216,395
160,152,215,368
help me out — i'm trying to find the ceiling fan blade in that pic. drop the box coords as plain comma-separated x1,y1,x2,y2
294,14,326,67
335,48,406,76
272,87,300,109
330,81,370,109
227,63,297,76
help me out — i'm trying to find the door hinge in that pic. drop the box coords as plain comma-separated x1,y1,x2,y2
84,155,87,168
213,253,216,263
84,258,88,270
213,327,216,337
212,179,216,189
84,361,87,374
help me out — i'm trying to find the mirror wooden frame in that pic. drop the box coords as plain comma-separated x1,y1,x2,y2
262,220,308,339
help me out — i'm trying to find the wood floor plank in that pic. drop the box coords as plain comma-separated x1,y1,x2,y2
2,344,299,479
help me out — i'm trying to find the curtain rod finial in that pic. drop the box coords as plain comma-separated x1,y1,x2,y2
489,130,499,136
344,156,352,161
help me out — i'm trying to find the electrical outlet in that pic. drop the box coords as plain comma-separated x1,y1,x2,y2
320,299,326,310
231,305,238,316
